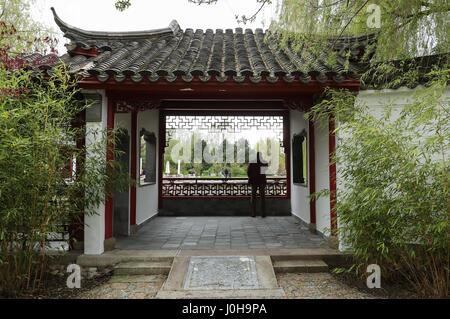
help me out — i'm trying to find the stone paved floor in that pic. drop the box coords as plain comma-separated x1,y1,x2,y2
116,216,326,250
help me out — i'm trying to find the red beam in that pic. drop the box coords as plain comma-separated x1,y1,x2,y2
284,111,291,199
308,120,316,225
328,116,337,236
163,109,287,116
79,77,361,98
70,46,99,57
158,109,165,210
130,111,137,226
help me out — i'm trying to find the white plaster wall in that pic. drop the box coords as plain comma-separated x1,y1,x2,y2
343,85,450,184
136,109,159,225
115,113,131,133
289,110,310,224
314,118,331,236
84,90,107,255
356,86,428,110
355,85,450,123
336,85,450,249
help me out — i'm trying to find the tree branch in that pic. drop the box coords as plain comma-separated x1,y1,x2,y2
330,0,370,48
306,0,350,10
238,0,270,24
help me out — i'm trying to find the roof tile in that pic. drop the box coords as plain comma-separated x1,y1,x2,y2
26,9,378,84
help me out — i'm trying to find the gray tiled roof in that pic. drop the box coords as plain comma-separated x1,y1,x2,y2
24,8,376,84
361,54,449,90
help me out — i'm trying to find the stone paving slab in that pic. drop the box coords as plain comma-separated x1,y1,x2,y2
162,256,279,292
184,256,260,290
116,217,326,250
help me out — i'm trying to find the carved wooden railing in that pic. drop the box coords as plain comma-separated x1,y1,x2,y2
162,177,287,198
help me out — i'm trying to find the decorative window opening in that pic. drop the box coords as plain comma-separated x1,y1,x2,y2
292,130,307,185
139,129,156,186
162,114,288,197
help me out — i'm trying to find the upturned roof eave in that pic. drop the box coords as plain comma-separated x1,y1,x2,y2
51,7,180,41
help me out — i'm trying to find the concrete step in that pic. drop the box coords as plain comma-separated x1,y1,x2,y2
272,259,328,273
120,256,174,263
77,252,175,267
270,252,352,268
271,254,327,262
114,261,172,275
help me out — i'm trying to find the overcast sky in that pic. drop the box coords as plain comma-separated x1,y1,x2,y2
34,0,278,53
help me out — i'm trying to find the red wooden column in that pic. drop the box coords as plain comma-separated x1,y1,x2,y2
104,98,115,239
130,110,137,226
158,109,165,209
328,116,337,236
308,120,316,228
283,110,291,199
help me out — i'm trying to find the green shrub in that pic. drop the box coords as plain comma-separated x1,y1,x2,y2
308,72,449,298
0,66,128,297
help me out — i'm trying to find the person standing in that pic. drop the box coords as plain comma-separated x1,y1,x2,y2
247,152,268,217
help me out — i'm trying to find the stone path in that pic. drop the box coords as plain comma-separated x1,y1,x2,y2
77,254,373,299
116,217,326,250
77,217,372,299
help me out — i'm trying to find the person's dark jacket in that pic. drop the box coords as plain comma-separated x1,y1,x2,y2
247,161,268,186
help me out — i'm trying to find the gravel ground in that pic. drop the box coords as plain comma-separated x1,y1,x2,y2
13,273,113,299
78,275,167,299
277,273,377,299
14,271,415,299
76,272,378,299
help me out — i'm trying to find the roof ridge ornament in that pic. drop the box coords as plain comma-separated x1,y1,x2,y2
50,7,180,41
168,20,181,35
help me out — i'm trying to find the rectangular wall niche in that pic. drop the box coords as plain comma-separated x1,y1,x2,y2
292,130,307,185
83,93,102,122
139,129,156,186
